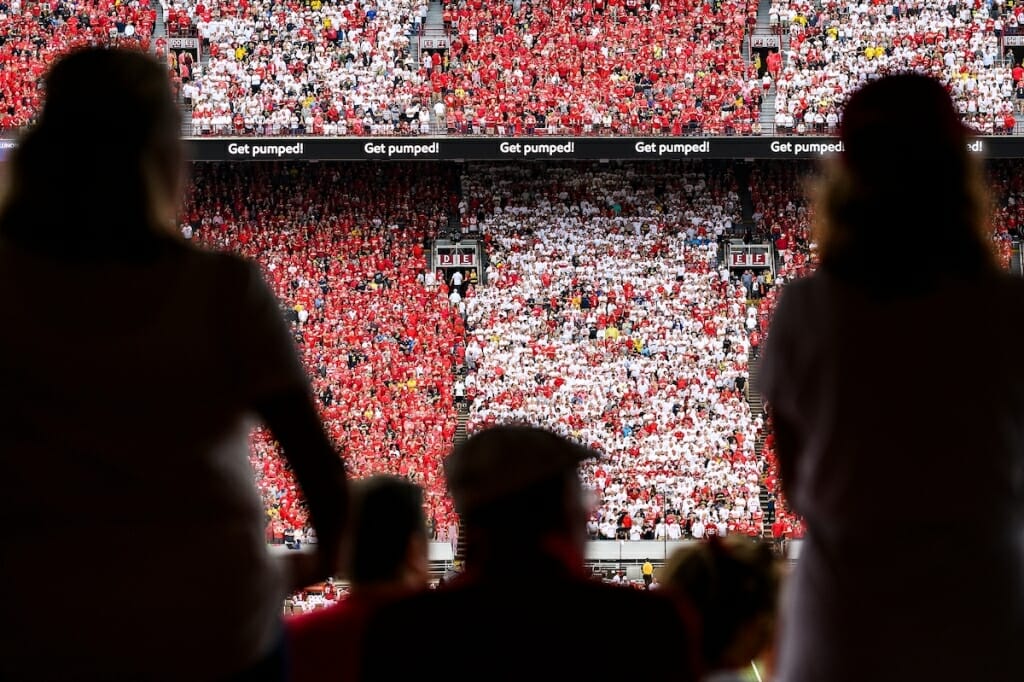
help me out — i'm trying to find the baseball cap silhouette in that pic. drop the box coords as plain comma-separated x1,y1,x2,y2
445,425,597,514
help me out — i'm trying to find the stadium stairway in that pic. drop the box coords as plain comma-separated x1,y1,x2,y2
747,355,776,538
1012,240,1023,276
759,91,776,135
424,0,446,37
735,161,755,226
454,402,468,448
152,3,194,136
454,399,469,563
747,355,763,418
419,1,449,133
755,0,772,26
152,2,167,47
180,104,193,139
177,35,211,136
752,0,786,134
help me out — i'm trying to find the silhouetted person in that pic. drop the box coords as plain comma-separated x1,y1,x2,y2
662,538,779,682
762,73,1024,681
287,476,430,682
361,425,699,681
0,48,348,680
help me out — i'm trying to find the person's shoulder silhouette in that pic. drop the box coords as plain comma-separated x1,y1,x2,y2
762,73,1024,682
361,425,699,682
0,48,347,681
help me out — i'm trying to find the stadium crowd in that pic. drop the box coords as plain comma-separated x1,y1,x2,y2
167,0,435,135
749,161,814,281
9,33,1024,682
990,160,1024,267
767,0,1019,134
9,0,1024,134
161,157,1024,546
435,0,761,135
186,163,462,536
745,162,814,541
0,0,156,131
164,0,767,136
461,162,767,541
163,0,1024,136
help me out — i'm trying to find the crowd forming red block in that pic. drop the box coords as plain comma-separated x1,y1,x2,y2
437,0,761,135
186,163,462,535
749,162,815,281
989,162,1023,268
0,0,156,131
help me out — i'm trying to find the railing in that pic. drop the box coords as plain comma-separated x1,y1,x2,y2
181,123,766,137
166,26,199,38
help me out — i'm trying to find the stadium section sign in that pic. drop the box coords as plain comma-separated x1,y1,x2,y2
750,35,782,49
419,37,450,50
167,37,201,50
180,136,1022,160
436,252,476,267
730,250,771,267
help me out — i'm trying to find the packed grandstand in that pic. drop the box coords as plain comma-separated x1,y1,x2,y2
177,157,1020,547
5,0,1024,551
5,0,1024,134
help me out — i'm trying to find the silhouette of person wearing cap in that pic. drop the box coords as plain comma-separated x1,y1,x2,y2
763,73,1024,681
361,424,699,681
